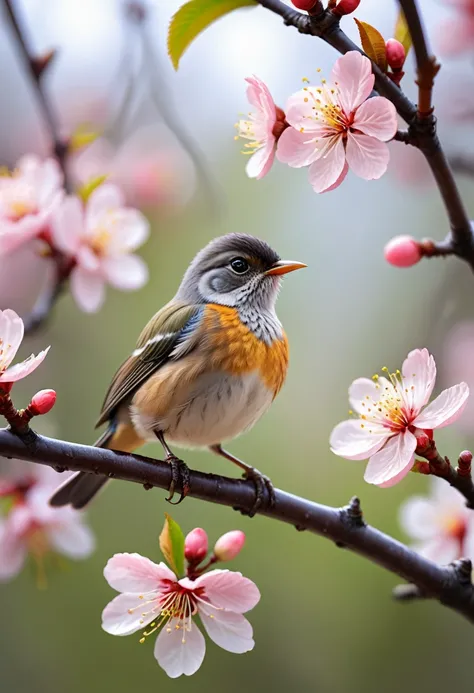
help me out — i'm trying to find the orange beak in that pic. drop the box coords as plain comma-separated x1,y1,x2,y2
265,260,307,276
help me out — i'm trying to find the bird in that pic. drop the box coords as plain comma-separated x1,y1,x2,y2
49,233,306,515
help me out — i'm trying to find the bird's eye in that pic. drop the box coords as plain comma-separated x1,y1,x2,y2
230,257,250,274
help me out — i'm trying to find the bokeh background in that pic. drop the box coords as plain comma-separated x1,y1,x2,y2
1,0,474,692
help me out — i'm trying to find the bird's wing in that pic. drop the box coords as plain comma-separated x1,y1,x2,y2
95,301,203,427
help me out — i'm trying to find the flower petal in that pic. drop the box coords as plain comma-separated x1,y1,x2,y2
284,88,330,133
352,97,398,141
101,254,148,291
399,496,439,540
401,348,437,414
105,209,150,253
415,537,461,565
101,592,158,635
331,51,375,114
0,308,24,368
0,521,27,581
47,518,95,559
86,183,124,227
276,127,319,168
245,142,275,179
345,133,390,180
77,245,100,272
245,76,276,120
462,521,474,563
50,195,84,255
154,618,206,678
330,419,389,461
36,158,64,206
414,382,469,429
104,553,177,593
199,605,254,654
323,161,349,192
349,377,382,414
70,267,105,313
364,431,417,486
308,136,346,193
191,569,260,613
0,347,50,383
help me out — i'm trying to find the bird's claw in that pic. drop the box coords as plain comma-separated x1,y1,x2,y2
244,467,275,517
165,455,190,505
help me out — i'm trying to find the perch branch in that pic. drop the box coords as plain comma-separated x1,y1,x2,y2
1,426,474,624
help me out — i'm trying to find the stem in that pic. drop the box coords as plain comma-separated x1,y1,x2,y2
254,0,474,270
1,427,474,623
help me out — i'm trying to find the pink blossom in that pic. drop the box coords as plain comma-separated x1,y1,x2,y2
400,477,474,563
70,125,196,209
237,76,283,179
213,530,246,562
330,349,469,487
0,156,64,255
277,51,397,193
0,309,49,385
51,184,149,313
437,0,474,55
0,464,95,582
102,553,260,678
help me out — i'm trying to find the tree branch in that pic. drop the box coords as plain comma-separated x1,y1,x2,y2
1,426,474,623
254,0,474,271
3,0,72,333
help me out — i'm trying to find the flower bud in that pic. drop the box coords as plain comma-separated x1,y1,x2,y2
459,450,473,465
291,0,319,11
414,429,431,451
213,530,245,562
184,528,208,562
28,389,57,416
332,0,360,17
386,39,406,71
384,235,422,268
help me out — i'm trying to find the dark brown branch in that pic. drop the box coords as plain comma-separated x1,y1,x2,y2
418,445,474,510
1,427,474,624
254,0,474,271
3,0,72,333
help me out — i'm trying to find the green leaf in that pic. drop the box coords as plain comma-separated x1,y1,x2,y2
394,10,412,57
77,175,108,203
168,0,257,70
69,124,101,153
159,513,185,577
354,18,387,72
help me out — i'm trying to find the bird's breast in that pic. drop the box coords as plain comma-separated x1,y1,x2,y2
203,304,289,397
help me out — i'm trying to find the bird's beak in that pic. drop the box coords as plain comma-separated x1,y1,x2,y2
265,260,307,276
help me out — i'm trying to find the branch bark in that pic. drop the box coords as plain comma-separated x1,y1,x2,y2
254,0,474,271
1,426,474,623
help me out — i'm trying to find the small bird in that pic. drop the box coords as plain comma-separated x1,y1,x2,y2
50,233,305,514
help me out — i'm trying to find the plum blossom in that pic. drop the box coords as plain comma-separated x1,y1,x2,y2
330,349,469,487
437,0,474,55
51,183,149,313
70,124,196,209
237,76,285,179
400,477,474,563
102,553,259,678
0,309,49,386
0,155,63,255
0,463,95,582
277,51,398,193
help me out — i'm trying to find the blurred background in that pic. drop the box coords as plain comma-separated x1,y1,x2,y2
1,0,474,691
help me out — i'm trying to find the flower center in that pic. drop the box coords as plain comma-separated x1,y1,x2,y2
90,227,112,256
130,581,204,645
0,338,15,373
0,180,37,220
356,368,417,433
443,515,467,544
301,80,352,135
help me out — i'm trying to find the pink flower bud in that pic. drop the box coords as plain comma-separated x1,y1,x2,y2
213,530,246,562
332,0,360,16
184,528,208,562
384,235,422,268
291,0,318,11
459,450,473,465
386,39,406,70
28,389,57,416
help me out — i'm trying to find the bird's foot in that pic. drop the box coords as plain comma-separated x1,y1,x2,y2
165,455,190,505
243,467,276,517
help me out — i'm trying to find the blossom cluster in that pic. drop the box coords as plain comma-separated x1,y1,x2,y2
236,51,398,193
0,155,150,313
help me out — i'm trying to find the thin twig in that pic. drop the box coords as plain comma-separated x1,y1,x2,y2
254,0,474,270
1,426,474,623
3,0,73,333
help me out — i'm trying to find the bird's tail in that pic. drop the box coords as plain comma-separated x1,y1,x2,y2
49,423,144,509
